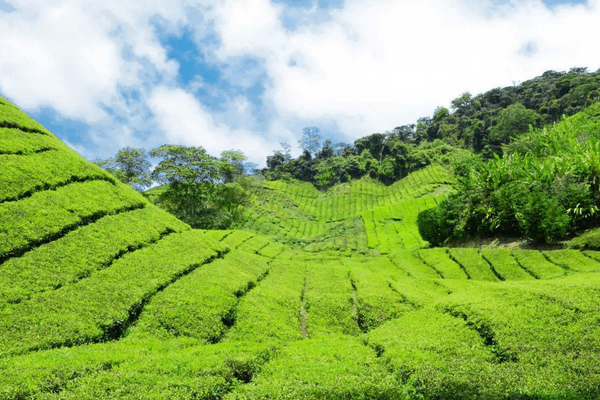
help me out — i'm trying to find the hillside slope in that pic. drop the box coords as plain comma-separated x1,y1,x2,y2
2,97,600,399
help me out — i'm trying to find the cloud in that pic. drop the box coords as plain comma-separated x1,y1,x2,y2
0,0,183,121
1,0,600,166
148,86,274,166
205,0,600,141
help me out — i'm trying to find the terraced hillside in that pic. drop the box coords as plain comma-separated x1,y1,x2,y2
3,97,600,399
240,165,452,254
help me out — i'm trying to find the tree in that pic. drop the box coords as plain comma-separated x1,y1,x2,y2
220,150,247,183
298,127,322,155
280,142,292,161
266,151,286,170
451,92,472,115
316,139,334,160
93,147,151,192
488,103,540,145
150,145,221,227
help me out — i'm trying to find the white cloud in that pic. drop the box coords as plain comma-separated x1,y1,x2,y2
0,0,184,121
148,86,274,166
1,0,600,166
207,0,600,140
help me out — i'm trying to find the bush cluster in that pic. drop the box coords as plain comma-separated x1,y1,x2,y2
419,104,600,244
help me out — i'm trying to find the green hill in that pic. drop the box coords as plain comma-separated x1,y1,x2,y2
3,97,600,399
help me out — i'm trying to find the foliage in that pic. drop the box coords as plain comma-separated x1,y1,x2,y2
0,205,189,305
150,145,234,229
0,127,62,155
0,230,227,357
418,102,600,244
129,250,269,343
6,71,600,399
94,147,152,192
0,180,146,260
487,103,540,148
1,149,111,202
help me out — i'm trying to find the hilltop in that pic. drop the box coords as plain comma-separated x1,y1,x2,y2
2,96,600,399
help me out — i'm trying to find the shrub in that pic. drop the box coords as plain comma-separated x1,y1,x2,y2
417,206,449,247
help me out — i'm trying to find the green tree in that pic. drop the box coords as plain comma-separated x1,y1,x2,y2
150,145,221,227
280,142,292,161
220,150,247,183
93,147,151,192
266,151,286,170
488,103,540,145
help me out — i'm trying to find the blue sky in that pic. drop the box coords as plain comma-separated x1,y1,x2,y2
0,0,598,166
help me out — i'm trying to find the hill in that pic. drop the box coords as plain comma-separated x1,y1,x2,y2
2,97,600,398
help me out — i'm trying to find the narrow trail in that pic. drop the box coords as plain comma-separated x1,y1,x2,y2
299,267,310,339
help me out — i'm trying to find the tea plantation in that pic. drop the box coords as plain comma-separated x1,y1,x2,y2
2,96,600,399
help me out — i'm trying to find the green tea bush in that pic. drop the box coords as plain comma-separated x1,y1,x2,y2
1,150,114,202
346,258,415,331
480,248,535,281
542,249,600,273
0,180,146,260
129,250,269,343
0,127,62,155
448,248,499,281
226,260,305,343
0,231,227,356
416,249,468,279
0,101,51,134
304,262,359,337
227,336,400,399
512,249,567,279
0,339,274,399
388,251,442,279
0,205,189,304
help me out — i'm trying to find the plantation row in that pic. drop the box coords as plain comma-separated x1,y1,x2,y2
0,206,189,306
0,127,62,155
0,149,113,203
0,180,147,262
238,164,450,255
0,99,51,134
362,195,443,253
0,230,228,357
253,164,451,224
3,254,600,398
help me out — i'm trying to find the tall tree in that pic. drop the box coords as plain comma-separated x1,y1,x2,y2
150,145,221,226
93,147,151,192
280,142,292,161
220,149,247,183
298,127,322,155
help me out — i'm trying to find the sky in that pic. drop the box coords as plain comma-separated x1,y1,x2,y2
0,0,598,167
